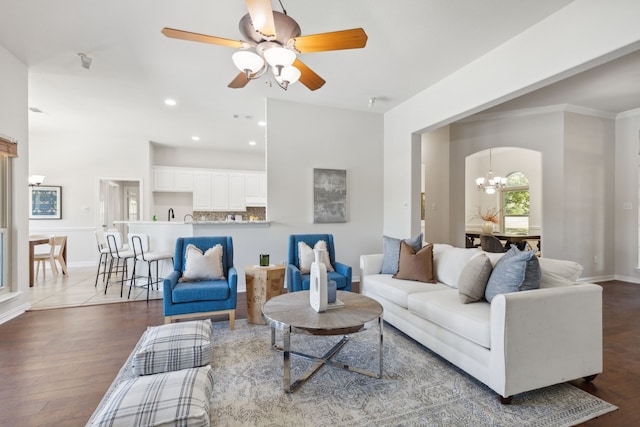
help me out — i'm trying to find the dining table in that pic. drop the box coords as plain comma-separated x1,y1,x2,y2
465,231,541,251
29,235,68,287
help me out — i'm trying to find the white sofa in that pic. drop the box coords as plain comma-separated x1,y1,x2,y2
360,244,603,402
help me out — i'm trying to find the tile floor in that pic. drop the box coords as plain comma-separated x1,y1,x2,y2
28,265,163,310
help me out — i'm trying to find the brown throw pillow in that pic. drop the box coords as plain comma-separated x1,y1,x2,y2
393,241,436,283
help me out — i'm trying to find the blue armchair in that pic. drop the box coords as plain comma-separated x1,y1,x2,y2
286,234,352,292
163,236,237,329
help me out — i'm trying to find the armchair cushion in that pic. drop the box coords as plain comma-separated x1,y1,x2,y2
298,240,334,273
172,280,230,303
180,243,224,282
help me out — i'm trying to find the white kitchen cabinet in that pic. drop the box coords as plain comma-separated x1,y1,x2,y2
192,171,212,210
245,172,267,206
193,170,246,211
153,166,194,192
228,173,246,211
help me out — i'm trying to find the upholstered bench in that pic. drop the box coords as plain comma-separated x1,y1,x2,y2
87,320,215,427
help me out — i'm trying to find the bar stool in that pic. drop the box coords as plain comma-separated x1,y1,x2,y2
128,233,174,302
94,230,111,287
104,231,135,297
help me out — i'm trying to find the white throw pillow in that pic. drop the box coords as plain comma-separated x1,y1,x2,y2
538,257,583,287
298,240,334,273
181,243,225,281
433,245,479,288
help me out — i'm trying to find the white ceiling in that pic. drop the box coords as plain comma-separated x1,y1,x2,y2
4,0,636,156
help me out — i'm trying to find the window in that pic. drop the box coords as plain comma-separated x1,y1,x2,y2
502,172,530,234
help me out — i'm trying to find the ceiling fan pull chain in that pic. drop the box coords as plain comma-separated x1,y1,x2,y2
278,0,287,15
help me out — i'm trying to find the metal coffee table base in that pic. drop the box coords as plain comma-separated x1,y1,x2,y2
270,316,383,393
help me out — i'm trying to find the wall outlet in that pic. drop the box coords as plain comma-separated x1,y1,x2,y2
623,203,632,210
593,255,598,264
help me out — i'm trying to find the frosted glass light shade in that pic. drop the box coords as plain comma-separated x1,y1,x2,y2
263,47,296,69
278,65,301,85
232,51,264,73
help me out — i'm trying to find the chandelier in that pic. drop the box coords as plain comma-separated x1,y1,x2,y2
475,149,506,195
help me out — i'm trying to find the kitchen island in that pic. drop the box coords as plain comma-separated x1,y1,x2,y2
115,220,272,292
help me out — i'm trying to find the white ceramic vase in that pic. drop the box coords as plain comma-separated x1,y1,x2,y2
309,248,328,312
481,221,494,234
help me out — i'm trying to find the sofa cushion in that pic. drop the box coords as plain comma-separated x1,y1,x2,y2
362,274,450,309
433,245,479,288
90,366,214,427
393,241,436,283
180,243,224,282
458,253,493,304
407,289,491,349
381,233,423,274
485,246,541,303
538,257,583,287
132,320,213,376
172,280,230,303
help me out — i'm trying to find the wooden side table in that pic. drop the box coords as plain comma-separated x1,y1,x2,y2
245,264,286,324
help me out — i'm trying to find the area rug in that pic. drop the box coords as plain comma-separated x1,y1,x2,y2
90,319,616,427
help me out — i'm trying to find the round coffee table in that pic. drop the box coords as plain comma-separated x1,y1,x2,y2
262,290,383,392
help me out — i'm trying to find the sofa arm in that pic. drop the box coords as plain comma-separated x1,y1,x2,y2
163,270,181,295
360,254,384,276
489,283,603,397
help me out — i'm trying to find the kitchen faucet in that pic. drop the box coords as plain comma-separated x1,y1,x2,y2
168,208,175,222
183,213,193,222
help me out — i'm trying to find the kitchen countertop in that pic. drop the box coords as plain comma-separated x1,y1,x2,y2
115,220,269,225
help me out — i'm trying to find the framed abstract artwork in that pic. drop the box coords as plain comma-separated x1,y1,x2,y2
313,168,347,223
29,186,62,219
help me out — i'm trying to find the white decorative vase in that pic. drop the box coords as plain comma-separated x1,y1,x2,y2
481,221,494,234
309,249,328,313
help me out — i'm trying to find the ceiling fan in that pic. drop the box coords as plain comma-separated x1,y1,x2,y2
161,0,368,91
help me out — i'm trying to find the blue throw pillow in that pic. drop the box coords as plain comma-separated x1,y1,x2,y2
484,246,541,303
381,233,423,274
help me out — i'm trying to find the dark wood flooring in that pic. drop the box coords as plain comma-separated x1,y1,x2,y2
0,281,637,426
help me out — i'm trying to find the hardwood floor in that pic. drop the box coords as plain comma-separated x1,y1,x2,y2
0,280,637,426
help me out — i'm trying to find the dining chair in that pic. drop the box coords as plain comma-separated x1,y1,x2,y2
128,233,174,302
34,236,67,280
104,231,135,297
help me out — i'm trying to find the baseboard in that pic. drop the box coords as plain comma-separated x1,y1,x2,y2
612,274,640,284
578,275,615,284
0,301,31,325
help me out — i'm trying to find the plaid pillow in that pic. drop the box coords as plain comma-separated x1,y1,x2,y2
90,366,214,427
132,320,213,376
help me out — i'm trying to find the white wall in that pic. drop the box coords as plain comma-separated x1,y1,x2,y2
265,99,384,274
29,131,151,266
614,110,640,282
152,146,265,171
422,126,450,244
29,98,383,286
0,43,30,323
385,0,640,270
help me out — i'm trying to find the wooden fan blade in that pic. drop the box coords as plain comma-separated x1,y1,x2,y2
293,59,325,91
288,28,368,53
228,72,252,89
162,27,249,49
245,0,276,40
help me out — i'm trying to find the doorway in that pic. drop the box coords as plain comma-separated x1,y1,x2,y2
98,178,142,237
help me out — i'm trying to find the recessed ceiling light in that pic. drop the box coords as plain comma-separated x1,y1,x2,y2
192,136,200,141
258,121,266,127
249,141,256,146
164,98,177,106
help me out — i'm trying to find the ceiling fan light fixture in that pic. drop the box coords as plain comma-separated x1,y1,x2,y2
263,47,296,76
275,65,301,90
232,51,265,78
